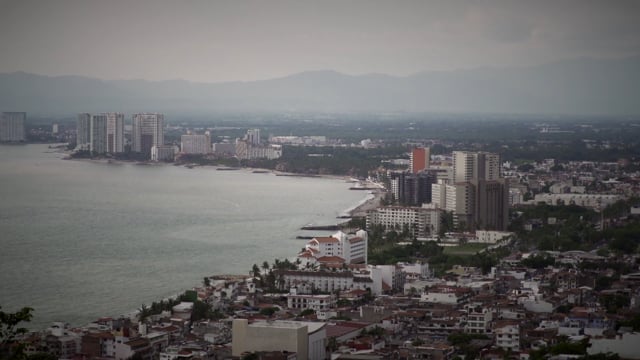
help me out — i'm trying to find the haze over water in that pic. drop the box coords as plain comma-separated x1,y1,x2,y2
0,144,365,329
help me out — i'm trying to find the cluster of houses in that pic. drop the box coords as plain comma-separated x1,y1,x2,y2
12,154,640,359
506,158,640,207
15,238,640,359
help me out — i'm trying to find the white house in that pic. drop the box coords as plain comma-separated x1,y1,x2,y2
494,321,520,351
298,230,368,265
420,286,473,305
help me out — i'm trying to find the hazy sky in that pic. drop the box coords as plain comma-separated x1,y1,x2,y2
0,0,638,82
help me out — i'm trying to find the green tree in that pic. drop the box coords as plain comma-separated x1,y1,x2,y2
299,309,315,317
1,306,34,360
259,307,277,317
137,304,151,323
26,353,57,360
251,264,261,277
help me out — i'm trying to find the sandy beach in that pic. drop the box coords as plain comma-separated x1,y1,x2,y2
348,187,385,217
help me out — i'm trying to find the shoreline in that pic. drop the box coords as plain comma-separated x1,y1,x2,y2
18,144,379,329
345,187,385,218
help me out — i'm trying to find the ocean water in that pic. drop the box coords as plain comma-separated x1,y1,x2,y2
0,144,365,329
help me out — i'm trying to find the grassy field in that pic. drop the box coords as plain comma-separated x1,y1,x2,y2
442,243,490,255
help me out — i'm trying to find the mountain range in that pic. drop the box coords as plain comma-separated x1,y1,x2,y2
1,56,639,116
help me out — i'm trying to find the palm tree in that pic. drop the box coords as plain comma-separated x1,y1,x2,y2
138,304,150,323
251,264,261,278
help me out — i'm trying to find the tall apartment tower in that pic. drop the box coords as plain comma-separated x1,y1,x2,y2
473,178,509,231
90,114,108,154
76,113,92,150
410,147,430,174
246,129,261,145
453,151,501,182
0,112,26,142
181,134,211,154
389,171,436,206
105,113,124,153
132,113,164,157
446,151,508,231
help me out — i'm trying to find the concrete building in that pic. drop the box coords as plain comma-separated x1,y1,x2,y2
232,319,326,360
453,151,501,182
532,193,621,209
151,145,175,162
464,303,493,334
494,321,520,351
106,113,125,153
420,286,473,305
132,113,164,157
90,114,108,154
366,206,441,239
76,113,91,150
115,337,153,360
397,262,431,280
473,230,513,244
389,171,436,206
588,333,640,359
287,293,335,312
432,181,475,229
269,135,327,146
433,152,508,231
212,142,236,155
0,112,26,142
371,264,406,293
473,178,509,231
299,230,368,265
245,128,261,145
235,140,282,160
181,134,211,154
280,271,357,293
342,234,367,265
410,147,430,174
43,333,81,359
81,332,115,358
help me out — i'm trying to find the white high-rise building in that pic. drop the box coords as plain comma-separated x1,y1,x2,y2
0,112,26,142
132,113,164,156
181,134,211,154
245,129,261,145
151,145,176,161
76,113,91,150
366,206,441,239
90,114,107,154
235,140,282,160
448,151,508,231
105,113,124,153
453,151,501,182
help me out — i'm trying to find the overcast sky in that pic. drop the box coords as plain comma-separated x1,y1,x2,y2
0,0,638,83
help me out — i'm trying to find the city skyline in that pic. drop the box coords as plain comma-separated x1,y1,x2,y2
0,0,639,83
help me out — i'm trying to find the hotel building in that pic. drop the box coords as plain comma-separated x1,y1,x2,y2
180,134,211,154
410,147,430,174
0,112,26,142
132,113,164,157
105,113,124,153
366,206,442,239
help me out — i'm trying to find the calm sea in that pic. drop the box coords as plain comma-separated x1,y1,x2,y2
0,144,365,329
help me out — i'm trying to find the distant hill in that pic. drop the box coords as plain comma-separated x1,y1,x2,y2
1,57,639,116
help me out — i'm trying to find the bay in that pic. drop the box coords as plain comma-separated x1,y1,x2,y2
0,144,365,329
